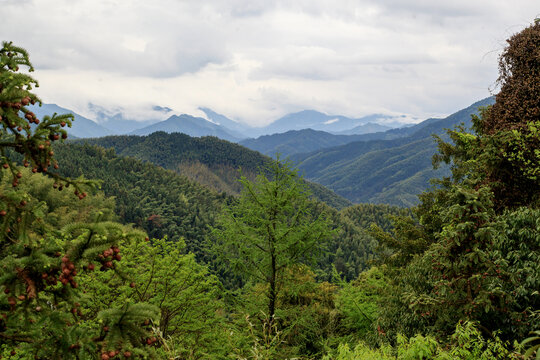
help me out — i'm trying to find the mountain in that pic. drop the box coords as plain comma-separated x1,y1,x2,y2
87,103,164,134
336,122,391,135
77,132,352,209
29,103,111,138
100,115,157,134
130,114,245,142
239,129,376,158
255,110,407,136
198,107,251,135
291,97,495,207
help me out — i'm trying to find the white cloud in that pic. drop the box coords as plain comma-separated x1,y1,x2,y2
0,0,538,126
324,118,339,125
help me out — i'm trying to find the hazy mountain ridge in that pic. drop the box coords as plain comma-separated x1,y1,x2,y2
252,110,408,136
34,102,409,141
29,103,112,138
129,114,244,142
239,129,380,158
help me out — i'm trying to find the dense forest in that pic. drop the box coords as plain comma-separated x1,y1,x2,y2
0,20,539,360
77,133,352,210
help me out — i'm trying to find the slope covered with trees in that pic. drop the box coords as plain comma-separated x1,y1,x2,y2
52,142,395,284
78,132,352,209
53,143,226,263
292,97,495,206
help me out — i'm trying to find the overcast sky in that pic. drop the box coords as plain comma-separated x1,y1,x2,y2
1,0,538,126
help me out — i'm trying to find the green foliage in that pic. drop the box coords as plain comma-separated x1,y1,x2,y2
336,267,387,339
324,321,514,360
313,202,406,282
230,265,342,359
79,236,226,359
444,321,513,360
373,20,540,345
322,342,394,360
521,329,540,359
213,157,334,353
0,42,159,359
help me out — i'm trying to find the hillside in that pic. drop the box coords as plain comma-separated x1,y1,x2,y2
52,143,226,262
239,129,373,158
52,142,401,282
292,97,494,206
77,132,352,209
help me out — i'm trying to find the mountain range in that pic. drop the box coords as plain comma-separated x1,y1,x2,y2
290,97,495,206
29,103,112,138
252,110,404,136
29,103,409,140
31,97,495,207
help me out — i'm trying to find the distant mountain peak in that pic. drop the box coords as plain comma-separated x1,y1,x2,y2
130,112,245,142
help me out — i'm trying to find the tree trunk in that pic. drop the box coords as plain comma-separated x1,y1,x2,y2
268,252,276,336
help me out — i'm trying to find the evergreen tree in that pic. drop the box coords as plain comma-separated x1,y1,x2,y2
212,159,333,334
0,41,159,359
79,237,227,359
374,21,540,342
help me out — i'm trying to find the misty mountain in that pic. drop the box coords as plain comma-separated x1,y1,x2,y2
336,122,391,135
87,103,164,134
29,103,111,138
199,107,251,135
255,110,407,136
129,114,245,142
316,97,495,143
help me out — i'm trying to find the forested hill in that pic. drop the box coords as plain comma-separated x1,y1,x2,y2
291,97,495,206
75,132,352,209
53,143,227,262
52,142,403,283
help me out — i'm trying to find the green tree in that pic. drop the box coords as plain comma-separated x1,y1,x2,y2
336,267,387,341
212,159,333,332
79,237,227,360
0,41,159,359
374,20,540,342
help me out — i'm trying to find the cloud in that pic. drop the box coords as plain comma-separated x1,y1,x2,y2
1,0,538,126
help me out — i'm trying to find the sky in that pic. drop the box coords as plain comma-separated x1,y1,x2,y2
1,0,538,127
